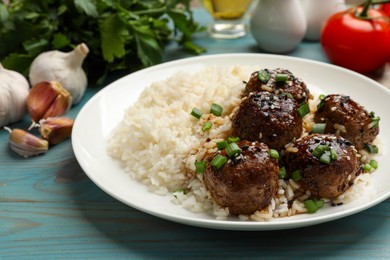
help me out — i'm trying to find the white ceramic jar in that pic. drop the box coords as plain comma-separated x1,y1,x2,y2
301,0,347,41
250,0,307,53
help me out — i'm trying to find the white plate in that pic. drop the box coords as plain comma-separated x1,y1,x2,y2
72,54,390,230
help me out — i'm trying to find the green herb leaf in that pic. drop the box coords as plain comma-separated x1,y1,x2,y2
0,0,205,83
23,38,49,56
0,4,8,23
99,14,128,63
132,22,163,66
2,53,34,75
52,33,71,49
74,0,99,17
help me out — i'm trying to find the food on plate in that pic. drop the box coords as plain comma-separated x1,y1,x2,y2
232,92,303,150
242,68,310,104
203,141,279,215
314,94,380,150
108,66,246,195
283,134,362,199
108,66,380,221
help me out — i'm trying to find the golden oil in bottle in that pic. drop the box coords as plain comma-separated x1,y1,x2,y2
203,0,253,20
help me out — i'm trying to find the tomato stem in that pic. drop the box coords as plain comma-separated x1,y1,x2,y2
371,0,390,4
356,0,390,19
358,0,372,18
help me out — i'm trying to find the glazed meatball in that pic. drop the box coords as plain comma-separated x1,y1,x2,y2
203,141,279,215
232,92,303,150
314,94,379,150
243,68,310,104
283,134,362,199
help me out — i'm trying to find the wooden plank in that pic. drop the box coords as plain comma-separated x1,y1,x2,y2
0,201,389,258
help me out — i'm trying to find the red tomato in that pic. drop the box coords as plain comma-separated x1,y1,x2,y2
378,4,390,16
320,7,390,73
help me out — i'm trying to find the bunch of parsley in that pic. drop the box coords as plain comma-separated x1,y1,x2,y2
0,0,205,83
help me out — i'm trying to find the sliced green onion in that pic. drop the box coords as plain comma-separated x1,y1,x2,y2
363,163,372,172
317,94,326,110
330,148,338,161
312,144,328,158
210,103,223,116
369,112,380,128
173,188,187,196
211,154,227,170
304,199,318,213
269,149,279,159
369,159,378,169
292,170,302,181
315,199,325,209
298,102,310,118
319,152,331,164
278,167,286,179
194,161,206,174
317,100,325,110
190,107,203,119
216,140,228,150
227,136,240,143
275,73,288,82
202,122,213,132
258,69,270,83
365,144,379,154
280,92,294,99
369,120,380,129
369,111,380,128
312,123,326,134
226,142,242,158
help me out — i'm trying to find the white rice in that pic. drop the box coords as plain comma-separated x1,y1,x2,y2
107,66,254,195
107,65,377,221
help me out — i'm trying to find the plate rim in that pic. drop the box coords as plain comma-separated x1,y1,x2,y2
72,53,390,231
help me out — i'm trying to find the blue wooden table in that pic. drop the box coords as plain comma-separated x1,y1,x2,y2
1,9,389,259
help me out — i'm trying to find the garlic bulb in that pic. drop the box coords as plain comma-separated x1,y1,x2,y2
0,63,30,127
29,43,89,105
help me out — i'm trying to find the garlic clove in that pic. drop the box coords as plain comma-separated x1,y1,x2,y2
42,91,72,120
5,127,49,158
39,117,74,145
27,81,72,122
27,81,59,122
29,43,89,105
